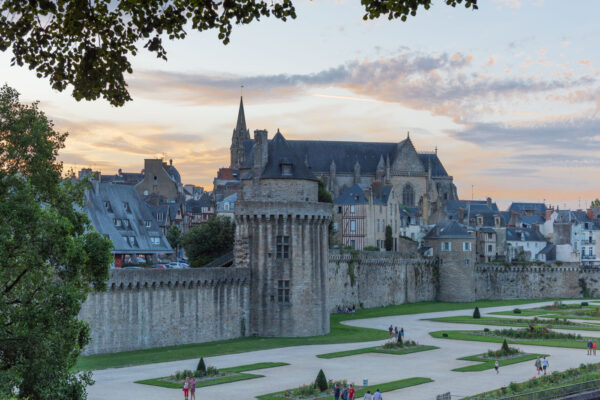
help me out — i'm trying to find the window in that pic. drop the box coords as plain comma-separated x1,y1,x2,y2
333,222,338,232
466,259,470,266
277,280,290,303
402,184,415,207
488,244,493,252
103,201,113,212
123,202,131,213
281,164,292,176
350,220,356,232
150,237,160,245
350,205,355,213
349,240,355,249
338,206,342,214
157,213,164,221
126,236,138,247
377,219,380,232
442,242,451,251
276,236,290,259
463,242,472,251
123,219,130,229
145,220,152,228
113,218,122,227
224,203,230,211
488,233,493,239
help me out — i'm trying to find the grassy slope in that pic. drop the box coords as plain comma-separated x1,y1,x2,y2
75,298,564,371
430,330,589,349
317,345,438,359
256,377,433,400
427,316,600,331
135,362,289,389
453,353,546,372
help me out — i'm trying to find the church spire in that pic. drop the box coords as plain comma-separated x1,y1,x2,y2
230,96,250,169
236,96,247,133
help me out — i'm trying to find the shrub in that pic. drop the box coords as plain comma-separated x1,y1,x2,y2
501,339,510,353
484,328,490,332
473,306,481,319
363,246,379,251
315,369,328,392
197,357,206,373
513,308,522,314
582,302,589,307
442,333,448,337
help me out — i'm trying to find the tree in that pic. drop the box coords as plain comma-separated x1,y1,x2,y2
0,85,113,399
318,180,333,203
182,216,235,267
473,306,481,318
166,225,182,257
196,357,207,375
591,199,600,208
0,1,477,106
501,339,510,353
384,225,393,251
315,369,328,392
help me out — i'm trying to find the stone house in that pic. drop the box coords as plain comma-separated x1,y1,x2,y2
506,227,547,262
135,158,182,202
216,193,237,220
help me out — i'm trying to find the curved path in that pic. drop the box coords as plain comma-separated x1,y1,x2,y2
88,300,598,400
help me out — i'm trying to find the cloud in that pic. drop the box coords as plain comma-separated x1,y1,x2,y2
493,0,522,8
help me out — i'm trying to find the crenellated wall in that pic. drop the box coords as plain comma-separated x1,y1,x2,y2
79,268,250,355
327,250,437,310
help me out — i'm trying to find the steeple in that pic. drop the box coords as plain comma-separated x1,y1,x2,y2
230,96,251,169
236,96,248,133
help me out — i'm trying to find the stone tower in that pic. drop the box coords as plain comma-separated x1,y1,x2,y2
234,129,332,337
230,96,250,169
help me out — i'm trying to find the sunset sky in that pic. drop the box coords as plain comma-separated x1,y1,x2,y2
1,0,599,209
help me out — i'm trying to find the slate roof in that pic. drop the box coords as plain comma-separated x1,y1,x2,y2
424,221,472,239
506,227,546,242
444,200,501,226
85,182,172,254
260,131,318,181
333,184,392,206
508,202,547,215
519,215,546,226
480,227,497,234
241,137,449,177
538,244,556,256
186,193,213,214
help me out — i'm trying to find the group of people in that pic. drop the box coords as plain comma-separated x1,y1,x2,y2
388,325,405,342
587,340,598,356
333,383,383,400
534,356,550,376
182,376,196,400
337,304,356,313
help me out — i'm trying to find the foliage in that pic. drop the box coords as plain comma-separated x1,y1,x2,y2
197,357,206,373
363,246,380,251
0,85,113,399
318,180,333,203
579,278,592,298
315,370,328,392
166,226,182,252
500,339,511,354
385,225,393,251
492,327,581,340
513,308,522,314
473,306,481,319
582,302,589,306
181,216,235,267
0,1,478,106
591,199,600,208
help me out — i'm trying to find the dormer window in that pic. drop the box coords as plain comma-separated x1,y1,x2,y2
281,161,293,177
104,201,113,212
123,202,131,213
113,218,122,227
144,220,152,228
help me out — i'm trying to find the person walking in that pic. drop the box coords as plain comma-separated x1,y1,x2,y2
363,390,373,400
588,340,593,355
333,383,341,400
373,388,383,400
594,341,597,356
348,384,355,400
400,328,405,340
341,385,349,400
190,378,196,400
182,376,190,400
388,325,393,338
394,327,399,342
494,360,499,374
535,357,542,375
542,357,549,375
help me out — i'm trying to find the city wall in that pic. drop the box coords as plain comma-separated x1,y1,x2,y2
327,250,437,310
79,267,250,355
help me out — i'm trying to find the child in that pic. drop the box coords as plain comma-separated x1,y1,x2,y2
348,383,355,400
494,360,499,374
182,376,190,400
190,377,196,400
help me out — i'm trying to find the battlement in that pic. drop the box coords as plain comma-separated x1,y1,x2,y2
328,249,426,265
235,200,332,220
475,263,582,273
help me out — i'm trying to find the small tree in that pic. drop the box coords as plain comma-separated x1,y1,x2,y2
167,225,182,257
385,225,393,251
318,180,333,203
473,306,481,319
501,339,510,353
197,357,206,375
315,369,328,392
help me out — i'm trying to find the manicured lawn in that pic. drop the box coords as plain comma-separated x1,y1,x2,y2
75,298,567,371
431,330,589,349
427,316,600,331
453,353,546,372
135,362,289,389
256,377,433,400
317,345,438,359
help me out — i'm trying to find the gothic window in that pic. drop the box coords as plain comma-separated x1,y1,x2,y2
402,184,415,207
276,236,290,259
277,280,290,303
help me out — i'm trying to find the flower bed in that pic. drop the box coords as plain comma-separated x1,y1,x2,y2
491,327,582,340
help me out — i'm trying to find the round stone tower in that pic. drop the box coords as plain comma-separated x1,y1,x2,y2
234,129,331,337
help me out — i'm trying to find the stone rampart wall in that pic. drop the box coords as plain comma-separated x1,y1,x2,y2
474,264,600,300
327,250,436,310
79,268,250,355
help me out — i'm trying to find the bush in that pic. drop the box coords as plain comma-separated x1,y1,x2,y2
501,339,510,353
473,306,481,319
582,302,589,307
442,333,448,337
484,328,490,332
315,369,328,392
363,246,379,251
513,308,522,314
197,357,206,374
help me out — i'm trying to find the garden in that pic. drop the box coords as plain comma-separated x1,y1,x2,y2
256,369,432,400
493,301,600,321
135,357,288,389
427,315,600,331
453,339,547,372
463,362,600,399
317,337,438,359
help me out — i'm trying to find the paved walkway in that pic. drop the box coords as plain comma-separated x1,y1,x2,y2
87,300,599,400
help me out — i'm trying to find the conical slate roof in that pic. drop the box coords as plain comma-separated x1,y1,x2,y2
236,96,247,133
260,130,318,181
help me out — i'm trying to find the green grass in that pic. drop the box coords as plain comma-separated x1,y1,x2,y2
256,377,433,400
453,353,546,372
431,330,589,349
75,298,568,371
135,362,289,389
427,316,600,331
317,345,438,359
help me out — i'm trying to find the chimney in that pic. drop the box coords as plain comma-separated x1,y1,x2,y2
545,208,554,221
588,208,594,220
253,129,268,178
486,197,492,210
457,207,465,224
169,159,173,166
